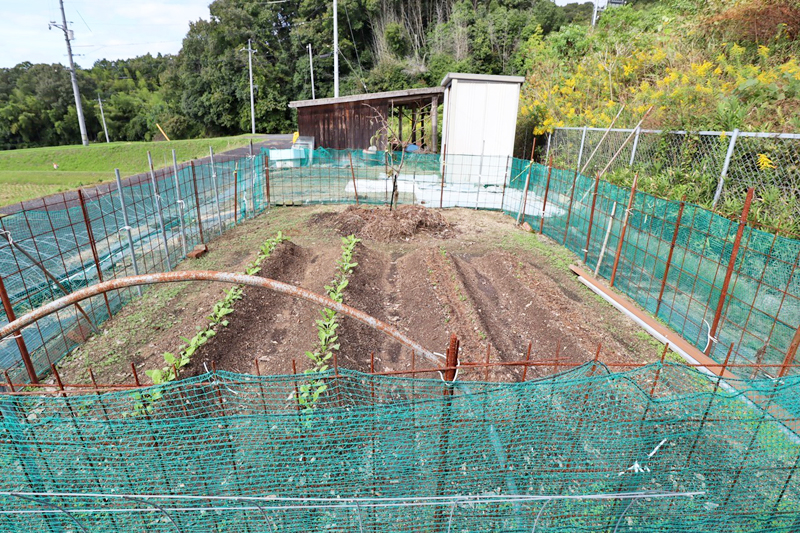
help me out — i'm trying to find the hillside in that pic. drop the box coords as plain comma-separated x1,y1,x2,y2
0,136,254,206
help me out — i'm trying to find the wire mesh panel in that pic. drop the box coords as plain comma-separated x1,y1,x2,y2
0,366,798,531
0,144,798,392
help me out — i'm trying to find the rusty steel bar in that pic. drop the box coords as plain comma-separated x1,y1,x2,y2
500,156,510,211
77,189,112,317
0,274,37,383
705,187,755,357
484,344,491,382
609,172,638,287
190,162,205,245
521,341,532,382
0,230,99,334
583,173,602,264
348,152,359,206
780,325,800,378
0,271,439,367
655,197,685,316
539,155,554,234
444,334,458,383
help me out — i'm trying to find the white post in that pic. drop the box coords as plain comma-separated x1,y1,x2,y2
308,43,316,99
628,127,641,166
713,128,740,208
171,150,187,257
209,147,223,234
114,170,142,296
333,0,339,98
595,202,617,277
592,0,599,27
576,126,588,171
98,97,110,143
147,151,172,271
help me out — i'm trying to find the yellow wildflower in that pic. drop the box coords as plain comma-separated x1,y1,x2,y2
758,45,770,58
757,154,776,170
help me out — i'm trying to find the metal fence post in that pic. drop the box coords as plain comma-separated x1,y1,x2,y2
562,127,587,244
539,155,554,234
712,128,740,208
500,155,510,211
189,161,205,245
583,173,602,264
209,147,223,234
348,152,359,205
171,150,187,257
655,197,686,316
147,151,172,272
114,169,143,297
610,173,639,286
233,163,239,225
78,189,113,317
0,274,37,383
705,186,754,356
779,325,800,378
543,132,552,163
265,156,271,208
516,139,536,225
628,126,641,166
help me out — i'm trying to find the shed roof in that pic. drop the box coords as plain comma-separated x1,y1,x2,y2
289,86,444,109
440,72,525,87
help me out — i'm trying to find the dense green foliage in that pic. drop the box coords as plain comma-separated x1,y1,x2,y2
0,0,592,149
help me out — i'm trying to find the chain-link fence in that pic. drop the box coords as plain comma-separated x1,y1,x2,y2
548,127,800,233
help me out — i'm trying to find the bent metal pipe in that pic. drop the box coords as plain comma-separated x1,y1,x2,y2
0,271,439,367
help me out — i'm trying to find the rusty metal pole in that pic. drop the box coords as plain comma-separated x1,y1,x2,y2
521,341,532,382
444,333,459,384
583,173,602,264
609,172,639,287
655,197,686,316
348,152,359,206
0,275,37,383
779,325,800,378
539,155,554,234
189,162,205,245
705,187,754,357
78,189,113,317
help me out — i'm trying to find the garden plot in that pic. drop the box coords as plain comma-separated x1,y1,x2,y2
55,205,669,385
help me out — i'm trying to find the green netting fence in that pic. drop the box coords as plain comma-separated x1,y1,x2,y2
0,145,797,392
1,364,799,531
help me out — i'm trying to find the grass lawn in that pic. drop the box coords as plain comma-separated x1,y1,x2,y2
0,136,257,207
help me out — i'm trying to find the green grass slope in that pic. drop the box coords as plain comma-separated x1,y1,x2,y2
0,136,256,207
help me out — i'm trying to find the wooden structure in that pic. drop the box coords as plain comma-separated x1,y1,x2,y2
289,87,444,151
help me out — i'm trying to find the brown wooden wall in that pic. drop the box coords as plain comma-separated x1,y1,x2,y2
296,101,388,150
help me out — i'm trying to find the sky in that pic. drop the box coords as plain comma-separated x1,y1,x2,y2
0,1,212,68
0,1,602,69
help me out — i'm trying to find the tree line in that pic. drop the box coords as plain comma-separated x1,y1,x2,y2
0,0,593,149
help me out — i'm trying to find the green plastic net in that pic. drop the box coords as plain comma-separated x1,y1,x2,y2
1,364,799,531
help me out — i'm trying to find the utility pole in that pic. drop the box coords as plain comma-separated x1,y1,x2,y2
308,43,316,99
97,96,110,143
333,0,339,98
240,39,257,135
50,0,89,146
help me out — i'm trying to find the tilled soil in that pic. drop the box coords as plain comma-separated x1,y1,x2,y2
57,205,665,385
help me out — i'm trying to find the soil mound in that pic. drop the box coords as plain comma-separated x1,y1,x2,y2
314,205,454,242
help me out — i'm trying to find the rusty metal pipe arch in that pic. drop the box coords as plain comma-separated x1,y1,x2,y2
0,271,439,367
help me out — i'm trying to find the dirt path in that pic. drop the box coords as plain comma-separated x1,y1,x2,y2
56,205,666,385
